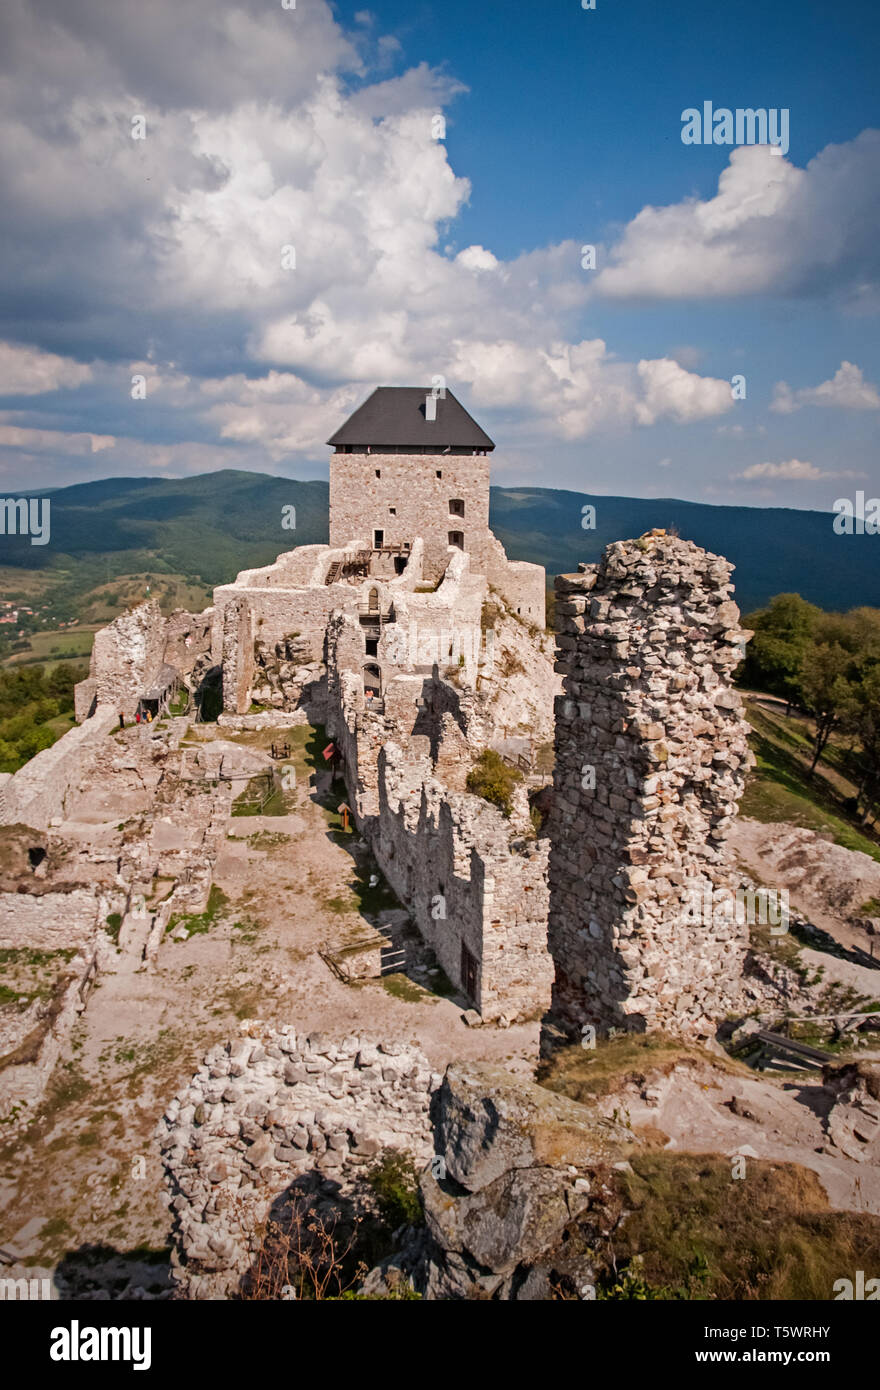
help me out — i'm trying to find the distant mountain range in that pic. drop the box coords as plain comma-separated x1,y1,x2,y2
0,470,876,616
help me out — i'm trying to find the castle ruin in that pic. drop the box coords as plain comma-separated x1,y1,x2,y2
2,387,752,1065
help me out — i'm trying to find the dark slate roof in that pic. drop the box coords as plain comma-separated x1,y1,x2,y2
327,387,495,450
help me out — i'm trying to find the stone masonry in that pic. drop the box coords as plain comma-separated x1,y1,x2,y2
547,534,752,1039
160,1027,439,1298
329,453,491,588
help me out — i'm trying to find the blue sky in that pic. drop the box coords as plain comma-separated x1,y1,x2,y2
0,0,877,511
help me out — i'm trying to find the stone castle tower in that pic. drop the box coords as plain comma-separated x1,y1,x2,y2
327,387,495,588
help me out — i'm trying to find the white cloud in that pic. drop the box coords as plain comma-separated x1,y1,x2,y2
596,133,880,303
634,358,732,425
0,423,115,453
0,342,92,395
455,245,500,272
0,0,796,487
771,361,880,413
733,458,866,482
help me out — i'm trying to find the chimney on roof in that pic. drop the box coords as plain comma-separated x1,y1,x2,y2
425,394,437,422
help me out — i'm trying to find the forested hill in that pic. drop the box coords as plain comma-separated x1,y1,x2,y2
0,471,876,616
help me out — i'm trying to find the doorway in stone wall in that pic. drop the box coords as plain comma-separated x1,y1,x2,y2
460,942,478,1002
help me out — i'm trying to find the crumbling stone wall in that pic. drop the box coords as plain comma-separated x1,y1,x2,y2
0,710,118,829
547,536,752,1039
485,533,547,628
354,740,553,1021
220,595,254,714
161,608,213,674
87,600,167,718
75,601,212,723
0,887,112,948
160,1028,438,1299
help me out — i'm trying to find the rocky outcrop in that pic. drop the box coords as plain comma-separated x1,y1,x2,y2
367,1061,633,1301
250,633,322,711
823,1061,880,1162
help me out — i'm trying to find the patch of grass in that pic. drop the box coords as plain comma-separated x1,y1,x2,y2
231,917,262,945
324,894,358,916
600,1153,880,1301
366,1151,422,1229
105,912,122,943
246,831,291,850
42,1060,90,1117
742,703,880,862
858,897,880,917
466,747,522,818
0,947,75,970
232,774,288,817
0,983,32,1007
165,884,229,938
537,1031,744,1105
379,973,427,1003
222,982,264,1020
110,1028,182,1097
40,1215,73,1248
750,919,809,977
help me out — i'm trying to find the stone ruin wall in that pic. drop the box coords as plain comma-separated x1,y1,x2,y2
160,1028,439,1299
0,886,114,950
548,535,752,1040
75,600,214,722
161,608,213,674
219,595,254,716
325,655,553,1020
484,533,547,628
91,600,167,716
0,709,118,830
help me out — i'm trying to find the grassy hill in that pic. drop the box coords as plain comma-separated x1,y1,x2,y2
488,487,880,616
0,471,875,618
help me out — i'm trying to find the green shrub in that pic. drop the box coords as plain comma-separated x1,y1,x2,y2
366,1151,422,1230
466,748,522,818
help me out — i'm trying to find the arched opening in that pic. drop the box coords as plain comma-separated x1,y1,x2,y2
449,498,465,518
448,530,464,550
367,587,379,613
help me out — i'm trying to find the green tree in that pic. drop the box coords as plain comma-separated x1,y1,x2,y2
800,617,861,774
741,593,821,711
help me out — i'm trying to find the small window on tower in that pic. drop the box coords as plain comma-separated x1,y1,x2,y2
389,506,396,515
375,469,381,478
436,469,442,478
449,498,465,518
